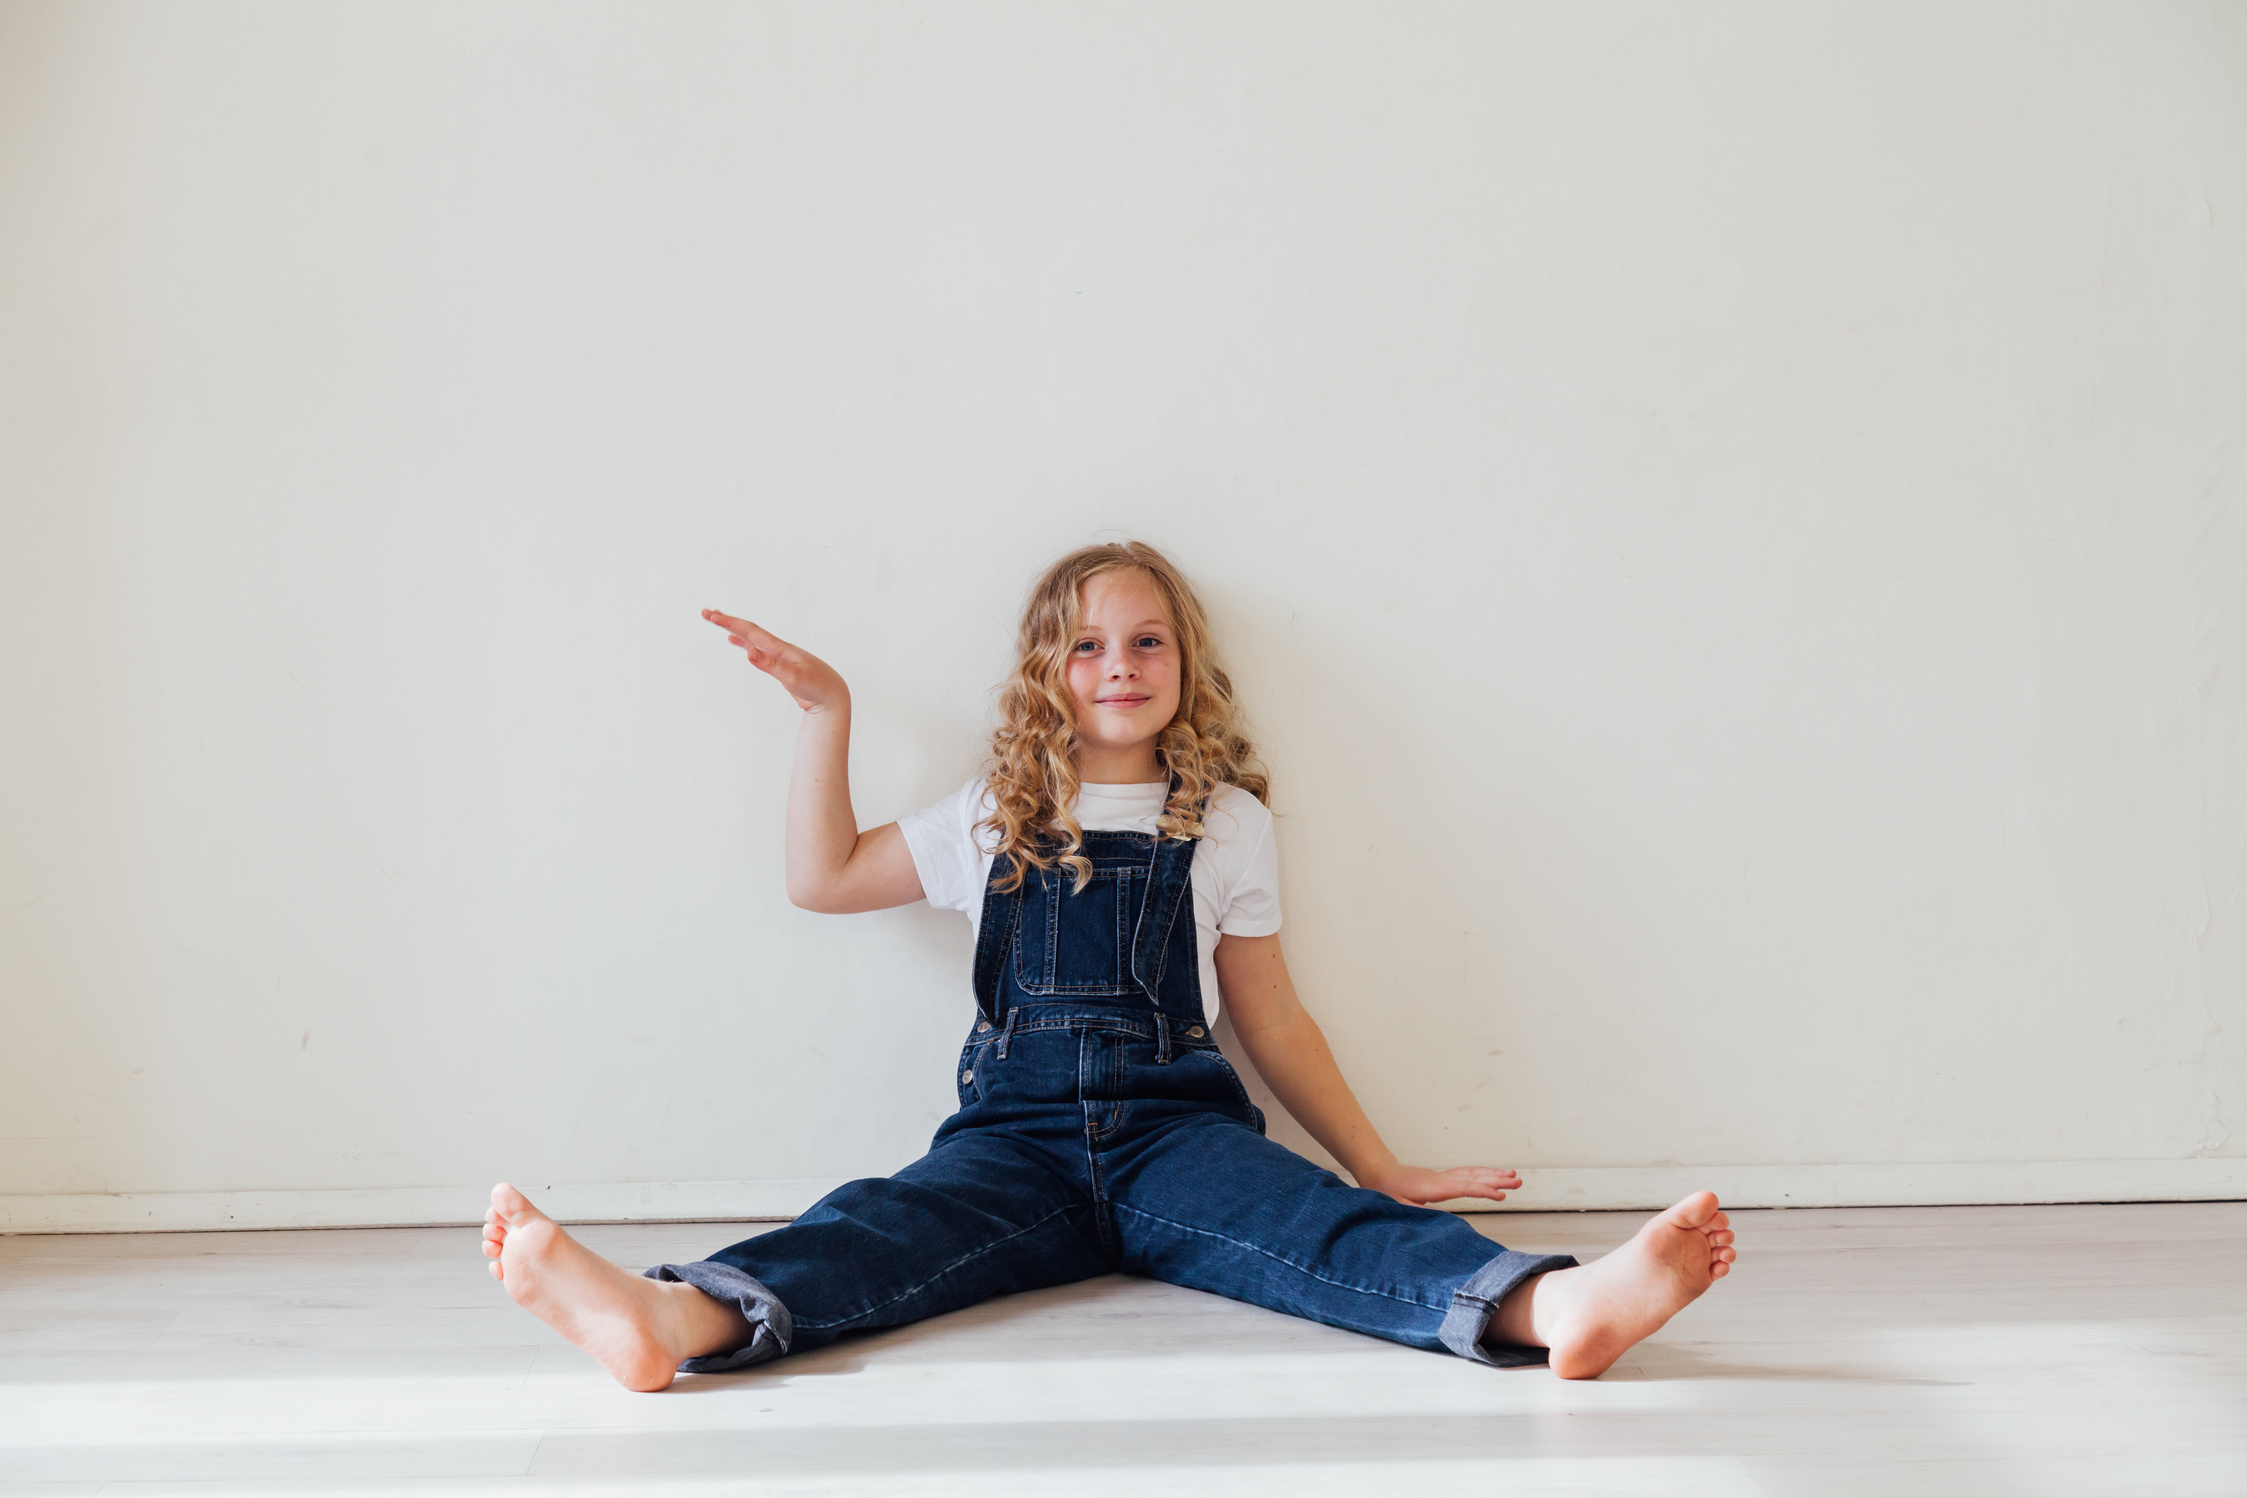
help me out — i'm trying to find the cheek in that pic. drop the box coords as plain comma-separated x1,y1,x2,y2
1065,656,1101,702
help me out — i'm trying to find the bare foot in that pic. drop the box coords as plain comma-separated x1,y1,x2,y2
1495,1190,1736,1379
482,1182,749,1392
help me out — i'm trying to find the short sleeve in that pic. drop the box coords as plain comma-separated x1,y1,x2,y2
1216,796,1282,937
897,778,993,915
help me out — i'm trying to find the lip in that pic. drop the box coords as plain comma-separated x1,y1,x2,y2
1096,694,1153,708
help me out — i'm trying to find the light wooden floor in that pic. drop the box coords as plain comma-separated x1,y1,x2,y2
2,1202,2242,1495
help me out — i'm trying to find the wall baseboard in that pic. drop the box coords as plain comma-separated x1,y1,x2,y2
0,1179,846,1235
1498,1159,2247,1212
3,1159,2241,1234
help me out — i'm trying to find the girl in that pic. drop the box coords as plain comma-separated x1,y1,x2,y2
482,542,1735,1390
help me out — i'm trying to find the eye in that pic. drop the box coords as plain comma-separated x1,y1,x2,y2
1073,639,1100,654
1135,635,1165,650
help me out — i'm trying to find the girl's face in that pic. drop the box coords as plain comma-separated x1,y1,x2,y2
1065,570,1182,774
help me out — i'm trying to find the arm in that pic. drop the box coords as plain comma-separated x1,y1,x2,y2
1212,932,1521,1207
702,609,924,914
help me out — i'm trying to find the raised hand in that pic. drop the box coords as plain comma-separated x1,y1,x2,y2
1359,1163,1523,1208
702,610,847,713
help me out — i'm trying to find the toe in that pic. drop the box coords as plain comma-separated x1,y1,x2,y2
1664,1191,1721,1229
491,1182,540,1224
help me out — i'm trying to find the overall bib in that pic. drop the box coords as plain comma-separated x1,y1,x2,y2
648,827,1575,1372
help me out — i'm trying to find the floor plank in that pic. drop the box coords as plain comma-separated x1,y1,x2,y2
1,1204,2242,1494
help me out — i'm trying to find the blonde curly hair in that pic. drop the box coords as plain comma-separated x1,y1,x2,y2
980,542,1269,892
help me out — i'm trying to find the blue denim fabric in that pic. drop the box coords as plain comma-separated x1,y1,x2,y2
649,829,1576,1373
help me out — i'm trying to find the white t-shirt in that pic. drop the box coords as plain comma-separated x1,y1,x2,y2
898,778,1281,1023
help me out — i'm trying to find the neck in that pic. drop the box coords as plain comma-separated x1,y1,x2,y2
1075,742,1163,786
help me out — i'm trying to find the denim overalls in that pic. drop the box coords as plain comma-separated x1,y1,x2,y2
647,828,1575,1371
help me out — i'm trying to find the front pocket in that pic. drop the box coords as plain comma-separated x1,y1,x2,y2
1173,1047,1258,1113
1011,866,1142,995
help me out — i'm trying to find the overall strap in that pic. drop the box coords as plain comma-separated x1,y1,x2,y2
1132,830,1201,1063
969,851,1027,1028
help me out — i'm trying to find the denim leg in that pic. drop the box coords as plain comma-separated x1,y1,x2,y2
647,1127,1110,1372
1102,1111,1577,1366
642,1260,791,1374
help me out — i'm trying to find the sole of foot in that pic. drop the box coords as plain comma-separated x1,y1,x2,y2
1539,1190,1736,1380
483,1182,701,1392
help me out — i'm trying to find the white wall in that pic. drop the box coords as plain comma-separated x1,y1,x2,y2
3,1,2242,1227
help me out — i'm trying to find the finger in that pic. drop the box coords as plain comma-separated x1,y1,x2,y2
731,617,791,654
705,610,796,656
731,635,791,670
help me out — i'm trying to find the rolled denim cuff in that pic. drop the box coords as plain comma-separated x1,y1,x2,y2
642,1261,792,1374
1437,1249,1580,1367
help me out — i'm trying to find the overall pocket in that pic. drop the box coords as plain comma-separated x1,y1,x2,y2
1010,865,1144,996
1161,1043,1263,1125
